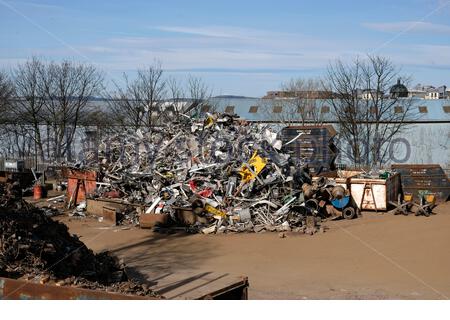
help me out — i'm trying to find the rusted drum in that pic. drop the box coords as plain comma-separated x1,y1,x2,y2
33,185,43,200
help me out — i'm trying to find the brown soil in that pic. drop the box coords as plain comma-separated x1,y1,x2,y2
58,202,450,299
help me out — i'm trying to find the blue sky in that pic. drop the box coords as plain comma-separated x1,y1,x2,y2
1,0,449,96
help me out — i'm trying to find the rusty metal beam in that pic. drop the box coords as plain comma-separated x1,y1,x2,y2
0,277,156,300
0,276,249,300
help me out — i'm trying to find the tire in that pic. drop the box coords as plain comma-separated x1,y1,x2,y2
342,207,356,220
305,199,319,216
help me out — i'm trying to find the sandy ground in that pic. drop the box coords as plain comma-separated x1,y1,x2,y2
56,202,450,300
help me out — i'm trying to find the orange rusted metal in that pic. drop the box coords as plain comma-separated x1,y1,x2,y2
66,168,97,206
0,276,249,300
33,185,43,200
0,277,154,300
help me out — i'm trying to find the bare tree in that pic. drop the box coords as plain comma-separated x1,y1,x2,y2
260,77,328,126
39,60,103,161
258,98,294,125
0,70,14,115
0,124,34,158
281,78,328,125
10,57,46,160
183,75,213,116
106,62,166,129
164,76,186,121
325,55,416,167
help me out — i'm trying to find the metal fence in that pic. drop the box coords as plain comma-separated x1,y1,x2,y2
0,157,49,172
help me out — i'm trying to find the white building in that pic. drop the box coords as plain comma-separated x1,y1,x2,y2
410,84,448,99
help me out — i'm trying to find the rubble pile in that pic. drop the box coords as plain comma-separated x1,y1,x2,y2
0,204,161,297
85,114,331,233
0,180,25,209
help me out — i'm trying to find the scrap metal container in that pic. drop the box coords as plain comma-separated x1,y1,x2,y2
313,172,401,211
343,174,401,211
280,125,337,175
391,164,450,203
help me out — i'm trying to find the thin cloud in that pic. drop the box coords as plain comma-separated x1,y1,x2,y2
155,26,245,39
363,21,450,34
152,25,300,41
28,24,363,73
13,1,63,10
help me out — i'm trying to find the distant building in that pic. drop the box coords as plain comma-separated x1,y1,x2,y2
265,81,449,100
409,84,448,99
360,89,384,100
263,90,334,99
408,88,426,99
425,85,447,100
390,79,409,98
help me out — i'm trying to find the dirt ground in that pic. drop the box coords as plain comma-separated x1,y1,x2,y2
57,201,450,300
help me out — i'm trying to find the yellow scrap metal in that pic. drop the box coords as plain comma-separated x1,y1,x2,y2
161,171,174,179
425,193,436,204
404,193,413,202
204,115,215,128
205,204,227,217
239,151,267,183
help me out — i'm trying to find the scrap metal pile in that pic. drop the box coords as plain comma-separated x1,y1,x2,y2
0,202,160,298
85,114,349,234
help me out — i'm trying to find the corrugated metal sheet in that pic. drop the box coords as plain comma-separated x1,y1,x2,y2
88,97,450,123
211,97,450,123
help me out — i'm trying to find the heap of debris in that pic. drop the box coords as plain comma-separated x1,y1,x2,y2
83,114,342,233
0,180,25,209
0,204,160,298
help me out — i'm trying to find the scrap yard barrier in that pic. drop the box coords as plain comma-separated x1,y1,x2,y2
86,198,210,227
86,198,137,225
0,276,249,300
